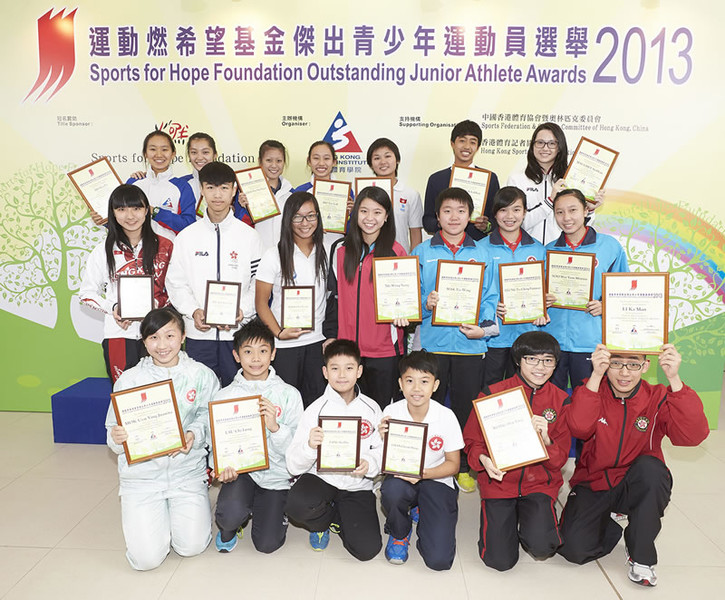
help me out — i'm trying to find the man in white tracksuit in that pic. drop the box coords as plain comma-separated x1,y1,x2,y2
166,161,263,386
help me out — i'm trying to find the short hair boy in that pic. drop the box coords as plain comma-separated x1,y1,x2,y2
166,161,263,386
212,318,303,554
464,331,571,571
558,343,709,587
422,119,500,240
379,351,463,570
285,339,383,560
412,188,498,492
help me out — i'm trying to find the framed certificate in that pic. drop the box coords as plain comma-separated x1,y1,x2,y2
372,256,422,323
110,379,185,465
313,179,351,233
564,137,620,202
354,177,394,202
499,261,546,324
546,251,596,311
472,386,549,471
382,419,428,479
316,416,361,473
208,396,270,474
67,157,124,223
204,280,242,327
235,167,280,224
602,272,669,355
117,275,153,321
431,260,486,326
281,286,315,330
449,166,492,221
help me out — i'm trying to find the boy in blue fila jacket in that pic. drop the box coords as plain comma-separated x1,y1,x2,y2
544,189,629,391
412,187,498,492
480,186,548,386
212,318,303,554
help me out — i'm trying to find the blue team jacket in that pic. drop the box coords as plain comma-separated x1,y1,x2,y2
545,227,629,353
481,228,547,348
412,232,497,355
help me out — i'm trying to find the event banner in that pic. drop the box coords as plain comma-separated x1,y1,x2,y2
0,1,722,427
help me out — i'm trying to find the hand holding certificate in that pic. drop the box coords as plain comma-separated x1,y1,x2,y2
317,416,361,472
472,386,549,471
281,286,315,330
235,167,280,223
313,179,351,233
382,419,428,478
546,251,595,310
432,260,485,326
602,273,669,354
67,157,124,223
204,281,242,327
209,396,270,474
372,256,422,323
499,261,546,324
111,379,185,465
117,275,153,321
449,166,491,221
564,137,619,202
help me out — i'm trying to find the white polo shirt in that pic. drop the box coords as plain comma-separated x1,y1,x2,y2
256,242,329,349
383,398,463,489
392,180,423,253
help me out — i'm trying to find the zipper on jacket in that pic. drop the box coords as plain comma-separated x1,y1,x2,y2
215,223,221,341
613,398,627,467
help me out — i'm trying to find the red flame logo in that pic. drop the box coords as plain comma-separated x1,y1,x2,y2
25,9,77,102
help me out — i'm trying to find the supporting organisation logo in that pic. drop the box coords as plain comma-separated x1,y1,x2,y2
25,8,77,102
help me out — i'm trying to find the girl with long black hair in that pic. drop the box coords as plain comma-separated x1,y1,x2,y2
255,191,329,406
80,184,173,381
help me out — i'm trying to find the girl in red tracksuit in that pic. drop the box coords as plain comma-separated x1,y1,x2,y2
323,186,406,409
463,331,571,571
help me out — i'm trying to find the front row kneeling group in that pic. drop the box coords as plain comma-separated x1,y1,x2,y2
107,308,709,588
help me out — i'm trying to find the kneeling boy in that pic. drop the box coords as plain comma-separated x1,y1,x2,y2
558,343,709,587
212,318,303,554
463,332,571,571
379,350,463,570
285,340,383,561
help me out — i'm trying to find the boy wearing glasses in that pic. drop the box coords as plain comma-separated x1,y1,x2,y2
558,343,709,587
463,332,572,570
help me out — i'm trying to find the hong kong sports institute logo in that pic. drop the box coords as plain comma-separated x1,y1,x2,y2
25,8,77,102
323,111,366,177
323,111,362,153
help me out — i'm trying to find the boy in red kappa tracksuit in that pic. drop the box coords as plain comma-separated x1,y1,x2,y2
558,343,709,587
464,331,571,571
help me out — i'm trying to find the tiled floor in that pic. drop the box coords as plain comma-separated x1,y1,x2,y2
0,411,723,599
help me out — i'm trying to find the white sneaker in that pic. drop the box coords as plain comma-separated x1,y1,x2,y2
626,548,657,587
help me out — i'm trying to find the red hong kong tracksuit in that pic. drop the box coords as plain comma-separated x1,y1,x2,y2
558,378,709,566
463,374,571,571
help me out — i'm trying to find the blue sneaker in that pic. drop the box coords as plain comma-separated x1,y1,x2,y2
385,531,411,564
215,530,239,553
309,529,330,551
410,506,419,524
